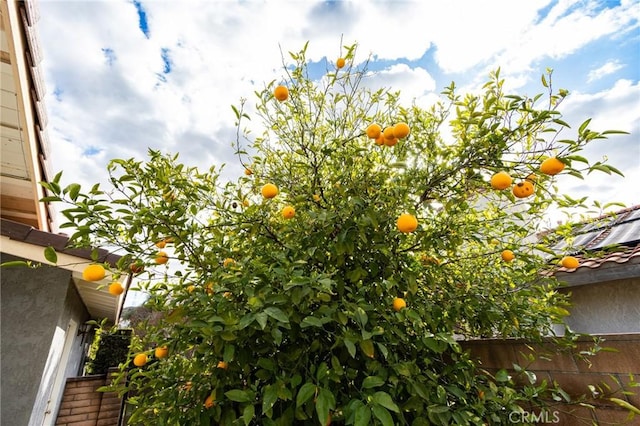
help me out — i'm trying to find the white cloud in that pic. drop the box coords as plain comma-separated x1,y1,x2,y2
361,63,437,106
553,79,640,214
587,60,624,82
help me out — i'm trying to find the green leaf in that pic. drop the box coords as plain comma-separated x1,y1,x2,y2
371,405,394,426
330,355,343,376
66,183,82,201
296,383,316,407
359,339,375,358
52,170,63,184
315,388,335,425
255,312,268,329
552,119,571,128
225,389,254,403
609,398,640,415
589,164,612,175
1,260,30,268
264,307,289,323
495,369,510,382
354,307,368,328
300,316,324,328
344,338,356,358
40,196,62,202
242,404,255,425
258,358,276,371
565,155,588,164
428,404,450,414
578,118,592,135
371,392,399,413
223,344,235,362
362,376,385,389
607,165,625,177
423,337,446,353
238,313,255,330
44,246,58,264
354,404,372,426
262,385,278,414
231,104,240,119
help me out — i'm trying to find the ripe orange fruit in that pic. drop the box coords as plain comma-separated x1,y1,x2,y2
393,122,410,139
561,256,579,269
217,361,228,369
223,258,235,268
525,173,537,183
512,181,534,198
384,137,398,147
187,285,195,293
366,123,382,139
397,213,418,233
374,134,385,146
244,168,253,176
133,353,148,367
393,297,406,311
313,194,321,202
274,85,289,101
282,205,295,219
155,251,169,264
501,250,515,262
108,282,124,296
155,239,167,249
82,264,106,282
383,126,396,140
204,394,216,409
539,157,565,175
336,57,346,69
490,171,512,190
155,346,169,359
261,183,278,199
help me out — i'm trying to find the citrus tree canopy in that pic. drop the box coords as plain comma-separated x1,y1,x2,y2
42,42,626,425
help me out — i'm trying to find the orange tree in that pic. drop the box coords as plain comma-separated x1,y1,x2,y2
41,42,626,425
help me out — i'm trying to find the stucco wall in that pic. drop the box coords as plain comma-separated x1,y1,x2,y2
0,253,89,426
59,283,92,379
560,278,640,334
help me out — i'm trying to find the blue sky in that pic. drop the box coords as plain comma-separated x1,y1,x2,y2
38,0,639,226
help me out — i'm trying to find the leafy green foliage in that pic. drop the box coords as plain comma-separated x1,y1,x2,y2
85,321,132,375
43,42,627,424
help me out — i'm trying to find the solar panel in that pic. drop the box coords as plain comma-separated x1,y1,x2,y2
591,220,640,249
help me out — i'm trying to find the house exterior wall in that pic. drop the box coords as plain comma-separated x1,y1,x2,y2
55,370,121,426
560,277,640,334
1,253,90,426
